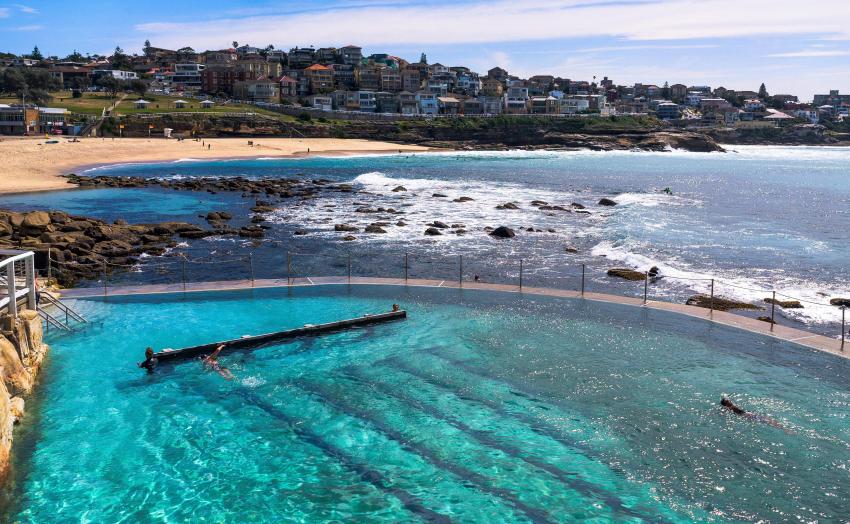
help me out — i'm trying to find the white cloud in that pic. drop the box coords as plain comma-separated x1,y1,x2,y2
0,7,10,17
13,4,37,14
133,0,850,50
768,49,850,58
12,24,42,31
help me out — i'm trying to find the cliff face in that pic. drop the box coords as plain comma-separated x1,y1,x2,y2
114,114,724,153
0,310,49,479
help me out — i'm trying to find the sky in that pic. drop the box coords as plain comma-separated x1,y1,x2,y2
1,0,849,100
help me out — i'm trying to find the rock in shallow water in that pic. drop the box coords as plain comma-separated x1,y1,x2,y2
606,268,645,281
598,198,618,206
489,226,515,238
830,297,850,307
764,298,803,309
685,295,762,311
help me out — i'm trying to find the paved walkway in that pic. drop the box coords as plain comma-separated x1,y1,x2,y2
61,276,847,360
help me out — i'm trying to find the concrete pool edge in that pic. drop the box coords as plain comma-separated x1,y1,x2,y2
58,276,847,360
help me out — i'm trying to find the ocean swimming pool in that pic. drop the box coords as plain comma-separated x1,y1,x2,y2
5,285,850,522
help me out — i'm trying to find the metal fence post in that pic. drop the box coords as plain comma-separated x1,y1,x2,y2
770,290,776,325
102,260,108,297
287,252,292,285
404,253,409,283
248,253,254,287
710,279,715,313
181,255,187,291
841,306,846,350
643,271,649,305
519,259,523,289
47,247,52,282
581,264,585,296
347,253,351,283
459,255,463,287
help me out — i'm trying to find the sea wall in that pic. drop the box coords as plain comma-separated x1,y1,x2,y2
0,309,48,479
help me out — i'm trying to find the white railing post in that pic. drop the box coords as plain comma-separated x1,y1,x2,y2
6,260,17,318
25,253,36,310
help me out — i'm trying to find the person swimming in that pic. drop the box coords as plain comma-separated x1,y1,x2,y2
202,344,235,380
138,347,158,374
721,397,785,429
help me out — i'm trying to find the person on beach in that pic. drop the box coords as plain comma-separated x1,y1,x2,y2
138,347,158,374
720,397,785,429
202,344,234,380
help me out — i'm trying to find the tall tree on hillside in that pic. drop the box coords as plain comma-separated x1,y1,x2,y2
758,83,769,99
143,39,152,56
232,41,239,49
661,81,670,100
111,46,130,70
29,45,43,60
65,50,85,62
97,75,124,99
127,78,148,97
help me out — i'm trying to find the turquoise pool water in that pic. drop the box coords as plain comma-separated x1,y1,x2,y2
5,286,849,522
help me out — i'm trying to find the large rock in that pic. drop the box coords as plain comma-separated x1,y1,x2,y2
496,202,519,210
685,295,761,311
364,225,387,234
0,379,13,479
489,226,515,238
334,224,358,232
424,227,443,236
764,298,803,309
830,298,850,307
0,335,32,395
598,198,618,206
21,211,51,228
606,268,645,281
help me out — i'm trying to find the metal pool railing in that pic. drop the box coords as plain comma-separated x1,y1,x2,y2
46,249,848,349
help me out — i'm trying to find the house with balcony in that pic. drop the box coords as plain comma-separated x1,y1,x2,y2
437,96,460,115
356,65,382,91
380,70,402,92
287,47,316,69
479,96,503,115
559,98,590,114
279,75,298,99
461,98,483,115
398,92,419,115
233,78,279,103
743,98,765,112
529,96,558,114
172,63,205,91
304,64,334,94
309,95,333,111
417,93,439,115
340,45,363,66
655,102,681,120
329,64,356,90
401,67,423,92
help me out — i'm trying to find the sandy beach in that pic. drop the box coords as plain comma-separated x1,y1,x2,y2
0,136,430,194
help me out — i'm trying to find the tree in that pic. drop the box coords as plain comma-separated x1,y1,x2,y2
29,45,43,60
661,81,670,100
111,46,130,70
26,89,53,105
758,83,769,99
143,40,152,56
96,75,124,98
127,78,148,97
65,50,85,62
232,41,239,49
0,68,27,96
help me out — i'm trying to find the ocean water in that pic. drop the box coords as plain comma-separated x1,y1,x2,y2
2,146,849,333
4,285,849,522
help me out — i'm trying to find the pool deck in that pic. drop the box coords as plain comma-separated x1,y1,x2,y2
60,276,847,360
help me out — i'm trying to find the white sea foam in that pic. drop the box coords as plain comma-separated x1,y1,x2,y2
590,240,849,326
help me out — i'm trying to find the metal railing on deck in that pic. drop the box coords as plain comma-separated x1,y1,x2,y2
47,249,848,349
0,250,36,319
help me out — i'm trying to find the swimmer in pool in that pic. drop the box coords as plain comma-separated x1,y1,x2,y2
138,347,158,374
202,344,235,380
721,397,785,429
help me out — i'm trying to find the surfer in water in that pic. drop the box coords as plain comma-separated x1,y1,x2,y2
202,344,235,380
721,397,786,430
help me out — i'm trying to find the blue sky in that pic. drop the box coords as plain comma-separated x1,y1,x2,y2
2,0,849,100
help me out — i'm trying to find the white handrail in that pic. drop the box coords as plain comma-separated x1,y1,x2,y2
0,250,37,319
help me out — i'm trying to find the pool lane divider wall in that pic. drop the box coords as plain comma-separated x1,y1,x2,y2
151,309,406,362
60,276,846,361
